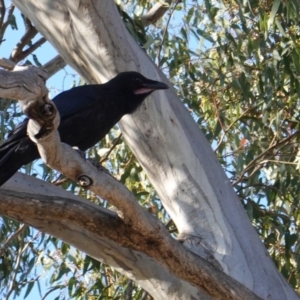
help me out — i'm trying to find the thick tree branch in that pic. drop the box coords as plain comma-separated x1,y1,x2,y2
0,57,15,70
0,65,47,100
1,174,201,300
0,179,260,300
18,99,259,298
0,54,66,78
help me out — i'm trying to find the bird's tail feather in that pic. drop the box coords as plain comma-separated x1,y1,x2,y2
0,138,39,186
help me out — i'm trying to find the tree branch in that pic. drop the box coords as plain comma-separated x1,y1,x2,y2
156,1,181,65
0,224,28,257
141,1,172,26
13,36,46,62
0,4,14,41
0,0,5,29
43,55,66,78
0,57,15,70
0,183,261,300
0,65,47,100
10,17,39,62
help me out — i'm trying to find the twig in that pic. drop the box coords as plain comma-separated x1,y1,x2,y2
100,133,122,163
10,17,40,62
43,55,66,78
4,244,23,300
3,228,41,300
0,224,27,257
41,286,64,300
19,275,42,286
210,80,226,142
233,130,300,186
214,102,263,152
0,0,5,29
259,159,299,166
0,5,14,41
15,37,46,62
156,0,181,66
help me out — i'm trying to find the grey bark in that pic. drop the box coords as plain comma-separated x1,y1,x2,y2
0,175,259,300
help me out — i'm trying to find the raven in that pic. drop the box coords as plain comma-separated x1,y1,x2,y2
0,72,168,186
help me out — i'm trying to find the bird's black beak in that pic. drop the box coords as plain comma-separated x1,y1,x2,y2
142,79,169,90
134,79,169,95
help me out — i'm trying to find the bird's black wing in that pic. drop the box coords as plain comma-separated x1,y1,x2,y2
0,85,106,186
53,85,106,118
0,118,38,186
1,84,106,153
1,118,29,154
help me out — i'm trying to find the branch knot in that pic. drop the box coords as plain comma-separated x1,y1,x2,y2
78,175,93,187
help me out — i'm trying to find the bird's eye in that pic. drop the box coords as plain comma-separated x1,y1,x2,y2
134,77,142,83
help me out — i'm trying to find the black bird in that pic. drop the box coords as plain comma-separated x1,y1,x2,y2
0,72,168,186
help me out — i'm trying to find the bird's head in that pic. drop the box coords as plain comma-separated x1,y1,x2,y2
112,71,169,97
106,71,168,114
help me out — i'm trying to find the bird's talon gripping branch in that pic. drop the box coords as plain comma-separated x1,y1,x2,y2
78,175,93,187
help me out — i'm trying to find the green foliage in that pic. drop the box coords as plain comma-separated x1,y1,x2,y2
1,0,300,298
144,0,300,292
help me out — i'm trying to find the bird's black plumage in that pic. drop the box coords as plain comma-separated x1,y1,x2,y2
0,72,168,186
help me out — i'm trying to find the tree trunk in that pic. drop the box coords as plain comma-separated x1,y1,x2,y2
8,0,299,299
